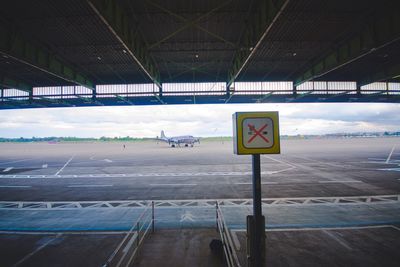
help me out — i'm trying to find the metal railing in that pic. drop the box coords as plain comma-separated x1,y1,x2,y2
102,201,154,267
216,201,241,267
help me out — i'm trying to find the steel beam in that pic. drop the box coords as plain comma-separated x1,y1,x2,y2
227,0,290,87
0,75,32,92
0,27,94,90
88,0,161,88
359,63,400,86
147,0,235,49
295,6,400,86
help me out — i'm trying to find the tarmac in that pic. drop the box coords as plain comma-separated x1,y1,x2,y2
0,138,399,266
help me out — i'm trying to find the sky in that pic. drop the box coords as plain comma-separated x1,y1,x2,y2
0,103,399,138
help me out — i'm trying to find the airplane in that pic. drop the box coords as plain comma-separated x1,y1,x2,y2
157,130,200,147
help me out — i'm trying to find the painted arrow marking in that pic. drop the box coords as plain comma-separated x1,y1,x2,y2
3,167,13,172
180,211,195,222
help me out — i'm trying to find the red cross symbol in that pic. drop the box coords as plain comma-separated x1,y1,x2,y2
247,124,269,144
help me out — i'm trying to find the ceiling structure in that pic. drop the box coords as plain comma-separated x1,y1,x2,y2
0,0,399,109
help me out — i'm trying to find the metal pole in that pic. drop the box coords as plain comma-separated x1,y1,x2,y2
152,201,155,233
216,201,219,232
252,154,262,267
136,222,140,246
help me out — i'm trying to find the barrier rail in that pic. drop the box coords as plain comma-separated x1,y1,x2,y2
102,201,154,267
216,201,241,267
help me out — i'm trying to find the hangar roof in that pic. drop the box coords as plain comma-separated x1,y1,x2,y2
1,0,400,108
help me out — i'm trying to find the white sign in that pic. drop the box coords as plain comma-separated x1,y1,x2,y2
242,117,274,149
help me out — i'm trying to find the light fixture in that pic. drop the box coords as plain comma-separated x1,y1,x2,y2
97,56,102,60
123,49,127,54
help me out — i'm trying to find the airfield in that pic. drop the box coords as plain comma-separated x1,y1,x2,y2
0,138,400,266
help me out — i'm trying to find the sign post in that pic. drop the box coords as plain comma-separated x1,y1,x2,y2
233,112,280,267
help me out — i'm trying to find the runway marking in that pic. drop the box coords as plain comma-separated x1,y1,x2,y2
0,170,292,179
386,145,396,164
318,180,362,184
13,233,62,267
263,155,297,169
54,155,75,175
379,168,400,172
232,224,398,232
323,230,352,250
103,159,113,163
0,159,32,165
2,167,13,172
235,182,278,185
291,155,351,169
42,164,48,168
0,185,31,188
150,183,197,186
0,230,128,235
180,211,195,222
0,195,398,210
67,184,113,188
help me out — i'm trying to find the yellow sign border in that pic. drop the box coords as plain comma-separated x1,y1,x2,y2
233,112,280,155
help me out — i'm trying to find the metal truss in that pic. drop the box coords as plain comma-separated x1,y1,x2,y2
0,195,398,210
1,90,400,109
0,27,94,90
360,62,400,86
87,0,161,88
0,75,32,92
227,0,290,88
295,5,400,86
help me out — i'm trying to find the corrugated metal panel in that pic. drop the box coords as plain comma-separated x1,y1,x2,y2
163,82,225,95
235,82,293,95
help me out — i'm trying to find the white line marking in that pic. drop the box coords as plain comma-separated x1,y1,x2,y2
386,145,396,164
13,233,62,267
67,184,113,188
231,230,241,250
318,180,361,184
235,182,278,185
103,159,113,163
323,230,352,250
0,185,31,188
292,155,353,169
0,230,128,235
391,225,400,231
232,224,397,232
3,167,13,172
150,183,197,186
263,155,297,168
55,155,75,175
0,159,32,166
42,164,48,168
368,158,385,161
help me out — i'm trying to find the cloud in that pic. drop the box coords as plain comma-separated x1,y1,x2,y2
0,103,399,138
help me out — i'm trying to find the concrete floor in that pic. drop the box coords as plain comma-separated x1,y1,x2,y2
0,138,399,266
135,229,222,267
234,225,400,267
0,138,399,201
0,232,123,267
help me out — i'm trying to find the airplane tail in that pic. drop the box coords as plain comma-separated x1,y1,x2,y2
161,130,167,139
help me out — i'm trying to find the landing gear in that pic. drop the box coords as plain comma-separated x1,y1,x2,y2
184,144,189,147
